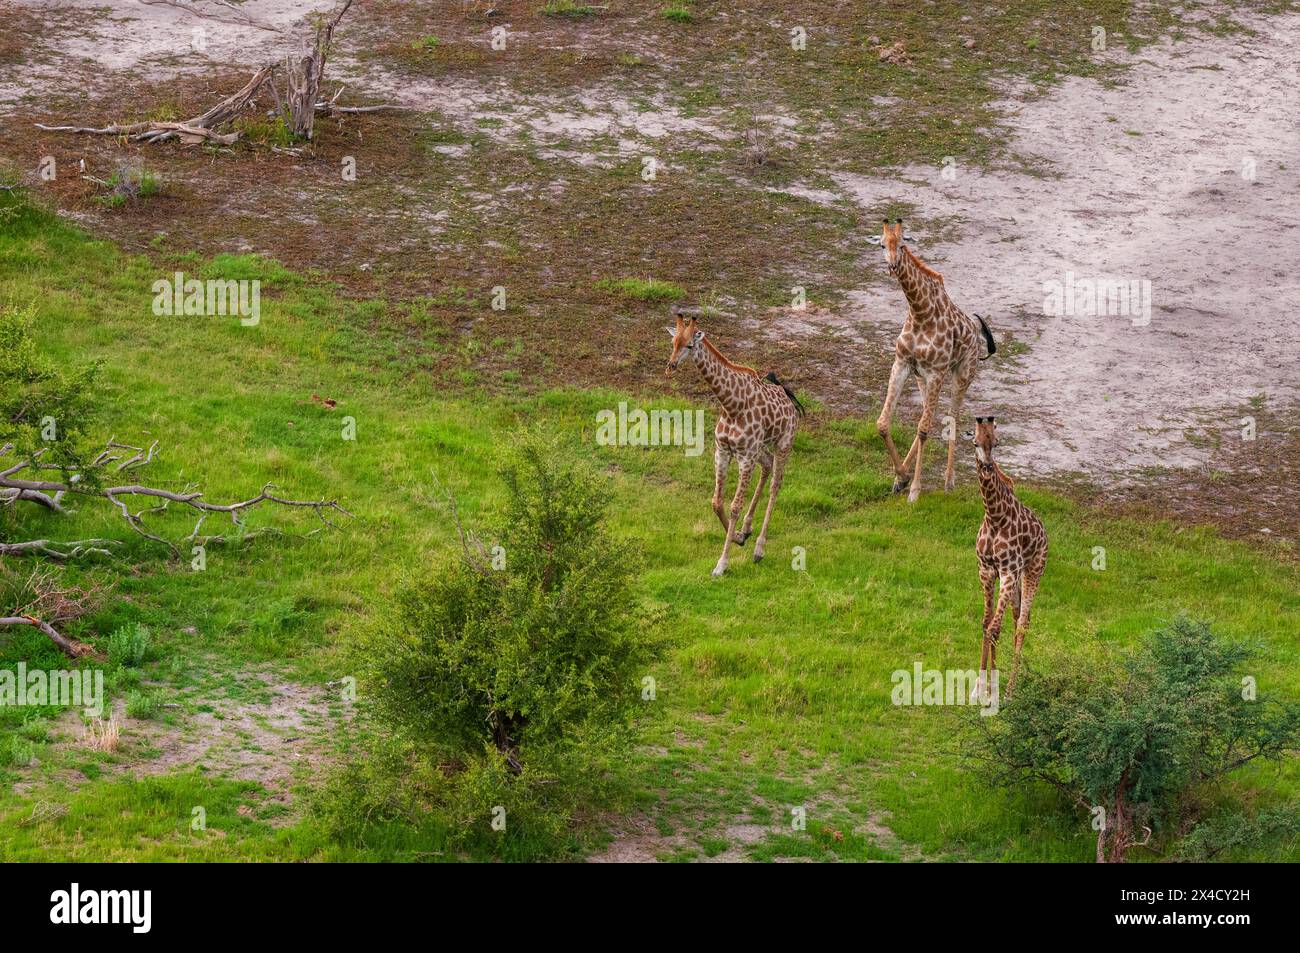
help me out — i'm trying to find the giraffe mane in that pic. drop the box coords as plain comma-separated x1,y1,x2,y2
702,338,759,376
904,245,944,284
993,461,1014,489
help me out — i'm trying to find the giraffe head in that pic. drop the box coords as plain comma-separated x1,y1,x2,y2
665,310,704,376
973,416,998,465
868,218,908,274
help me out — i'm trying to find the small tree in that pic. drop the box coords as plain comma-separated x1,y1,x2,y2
973,618,1300,862
365,433,660,778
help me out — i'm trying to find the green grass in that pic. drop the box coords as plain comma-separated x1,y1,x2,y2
1,195,1297,861
662,3,694,23
542,1,600,17
594,276,687,302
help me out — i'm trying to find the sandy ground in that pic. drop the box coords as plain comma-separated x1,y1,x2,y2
819,13,1300,480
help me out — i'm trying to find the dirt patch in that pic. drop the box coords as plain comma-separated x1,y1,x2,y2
799,14,1300,489
587,811,688,863
36,663,344,817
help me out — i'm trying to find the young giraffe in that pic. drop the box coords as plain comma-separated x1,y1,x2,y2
665,310,803,577
870,219,996,502
972,417,1047,700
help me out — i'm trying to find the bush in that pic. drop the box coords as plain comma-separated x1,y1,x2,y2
125,689,159,720
973,617,1300,862
352,432,661,853
107,623,151,668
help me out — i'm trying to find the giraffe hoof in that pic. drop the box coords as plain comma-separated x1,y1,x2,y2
752,552,763,564
733,531,750,546
711,563,727,578
891,474,911,494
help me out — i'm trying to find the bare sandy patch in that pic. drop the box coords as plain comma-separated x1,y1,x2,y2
796,14,1300,481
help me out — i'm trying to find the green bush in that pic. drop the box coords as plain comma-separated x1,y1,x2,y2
350,432,661,854
125,689,159,720
107,623,151,668
0,734,38,768
0,305,102,480
974,618,1300,862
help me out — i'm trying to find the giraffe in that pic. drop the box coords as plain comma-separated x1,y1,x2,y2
665,309,803,577
870,218,997,502
971,416,1047,701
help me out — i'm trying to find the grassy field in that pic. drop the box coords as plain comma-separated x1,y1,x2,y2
1,196,1297,861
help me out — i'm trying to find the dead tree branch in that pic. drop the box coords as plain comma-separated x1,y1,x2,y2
1,438,352,559
0,568,102,657
35,1,388,147
0,615,95,657
35,65,274,145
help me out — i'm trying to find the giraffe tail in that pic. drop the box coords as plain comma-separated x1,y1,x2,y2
975,314,997,360
764,371,806,417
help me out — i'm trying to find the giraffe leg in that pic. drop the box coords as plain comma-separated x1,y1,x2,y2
895,372,931,491
945,370,973,493
973,563,996,703
711,443,732,534
751,450,789,563
713,457,755,577
906,372,945,503
1008,557,1045,698
736,453,771,545
986,572,1015,699
876,356,912,479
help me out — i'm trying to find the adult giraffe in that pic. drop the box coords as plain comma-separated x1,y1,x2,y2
870,218,996,502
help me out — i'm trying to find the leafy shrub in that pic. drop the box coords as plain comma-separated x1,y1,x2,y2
0,305,102,479
125,689,159,720
0,734,38,768
973,618,1300,862
107,623,151,668
350,432,661,854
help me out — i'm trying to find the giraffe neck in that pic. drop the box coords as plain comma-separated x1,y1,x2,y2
692,338,754,417
977,460,1016,522
893,247,945,321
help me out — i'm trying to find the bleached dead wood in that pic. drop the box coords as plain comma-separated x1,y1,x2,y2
34,1,396,148
1,438,351,559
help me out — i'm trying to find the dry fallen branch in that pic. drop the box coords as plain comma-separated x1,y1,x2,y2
0,616,96,657
2,437,352,559
0,567,103,657
35,65,274,146
36,1,398,148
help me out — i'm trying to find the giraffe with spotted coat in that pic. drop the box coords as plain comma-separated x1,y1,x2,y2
972,416,1047,700
870,218,997,502
665,308,804,578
